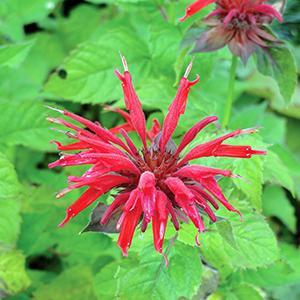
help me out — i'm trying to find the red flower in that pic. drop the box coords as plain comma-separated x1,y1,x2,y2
180,0,282,63
48,56,265,257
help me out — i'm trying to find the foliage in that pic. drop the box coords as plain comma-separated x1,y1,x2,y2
0,0,299,299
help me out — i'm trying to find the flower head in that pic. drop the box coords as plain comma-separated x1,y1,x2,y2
48,56,265,258
180,0,282,63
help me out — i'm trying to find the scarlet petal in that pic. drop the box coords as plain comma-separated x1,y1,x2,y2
62,109,130,152
109,123,134,135
58,188,103,227
119,129,140,158
117,202,143,256
105,106,132,124
188,184,219,209
179,128,261,165
101,192,130,225
76,133,126,156
147,118,161,141
175,116,218,156
200,177,241,217
51,141,89,151
115,69,147,148
175,165,232,179
253,4,283,22
138,172,156,223
160,75,199,153
179,0,216,22
152,191,169,253
85,153,141,175
165,177,205,232
212,144,267,158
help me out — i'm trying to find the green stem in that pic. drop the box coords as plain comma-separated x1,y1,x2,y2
222,55,238,128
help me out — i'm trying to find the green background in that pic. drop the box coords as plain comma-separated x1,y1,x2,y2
0,0,300,299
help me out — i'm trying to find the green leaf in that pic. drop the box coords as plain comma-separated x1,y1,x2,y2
223,284,263,300
0,200,21,248
230,104,287,145
32,266,97,300
231,243,300,288
270,144,300,198
0,100,67,151
0,250,30,296
216,219,237,249
0,152,21,199
56,5,104,52
263,150,295,195
45,40,144,104
263,186,296,233
257,44,297,102
94,241,203,300
0,41,34,68
45,15,182,104
0,0,59,41
18,186,117,266
198,210,279,272
233,156,263,211
0,152,21,247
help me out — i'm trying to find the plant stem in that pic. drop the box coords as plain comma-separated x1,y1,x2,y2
222,55,238,128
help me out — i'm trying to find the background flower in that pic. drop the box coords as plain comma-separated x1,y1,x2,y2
181,0,283,63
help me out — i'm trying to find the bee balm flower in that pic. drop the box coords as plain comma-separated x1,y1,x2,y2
180,0,282,63
48,56,265,257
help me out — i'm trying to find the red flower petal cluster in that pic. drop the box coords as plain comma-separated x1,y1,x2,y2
48,56,265,257
180,0,282,63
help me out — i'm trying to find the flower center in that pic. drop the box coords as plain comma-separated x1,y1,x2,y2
142,150,177,179
227,15,252,30
136,135,179,182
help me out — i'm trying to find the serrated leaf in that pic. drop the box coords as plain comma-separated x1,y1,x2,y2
45,16,182,104
223,284,263,300
18,186,118,266
0,100,67,151
199,211,279,272
0,152,21,199
216,219,237,249
263,185,296,233
0,41,34,68
257,44,297,102
0,250,30,296
94,241,203,300
0,152,21,247
263,150,295,195
233,156,263,211
231,243,300,288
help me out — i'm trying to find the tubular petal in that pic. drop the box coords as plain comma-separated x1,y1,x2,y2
179,128,262,165
200,177,242,217
117,202,143,256
147,118,161,141
115,57,147,148
101,192,131,225
160,67,200,153
175,116,218,156
174,165,233,179
58,188,103,227
51,141,89,151
179,0,216,22
165,177,205,232
138,172,156,223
